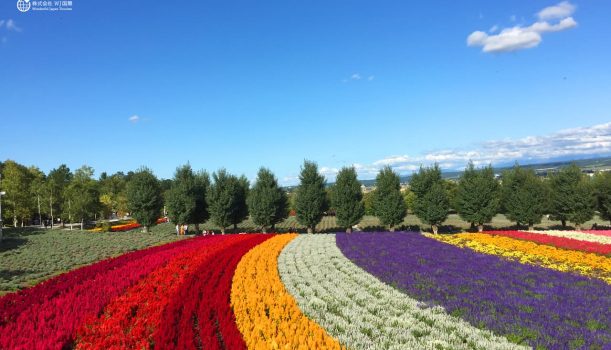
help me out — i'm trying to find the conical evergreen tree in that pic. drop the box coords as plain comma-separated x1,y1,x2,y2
126,167,163,233
247,168,288,233
501,164,547,231
411,164,449,234
372,166,406,232
455,162,500,232
333,167,364,233
295,160,327,233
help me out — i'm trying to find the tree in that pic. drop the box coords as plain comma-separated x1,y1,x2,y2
247,168,288,233
501,165,547,231
363,191,375,215
191,171,211,233
47,165,73,227
332,167,364,232
29,167,47,226
230,175,250,232
549,164,595,229
593,171,611,225
66,165,100,230
126,168,163,233
208,169,239,234
567,178,595,230
372,166,406,232
166,165,197,227
411,164,449,234
295,160,327,233
455,162,500,232
1,160,33,227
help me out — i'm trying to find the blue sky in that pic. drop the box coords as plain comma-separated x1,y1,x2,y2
1,1,610,184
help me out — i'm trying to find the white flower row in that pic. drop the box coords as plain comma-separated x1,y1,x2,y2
523,230,611,245
278,234,528,350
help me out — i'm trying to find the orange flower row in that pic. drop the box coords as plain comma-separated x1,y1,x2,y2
230,234,344,350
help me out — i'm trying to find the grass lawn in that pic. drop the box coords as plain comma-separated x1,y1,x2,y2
197,213,609,233
0,223,184,294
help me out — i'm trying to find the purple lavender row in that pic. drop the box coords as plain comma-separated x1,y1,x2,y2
336,232,611,350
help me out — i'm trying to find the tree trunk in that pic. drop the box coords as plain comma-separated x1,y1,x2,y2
262,226,267,233
561,219,566,228
477,224,484,233
234,223,238,233
346,227,352,233
470,222,476,230
528,224,534,231
432,224,438,234
271,224,276,233
195,223,200,234
575,223,581,231
143,225,149,233
80,220,84,231
307,227,313,234
221,227,225,235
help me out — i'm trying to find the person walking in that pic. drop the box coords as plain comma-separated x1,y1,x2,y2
176,224,180,236
183,224,189,235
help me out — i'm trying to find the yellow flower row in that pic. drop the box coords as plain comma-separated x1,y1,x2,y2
428,233,611,284
231,234,344,350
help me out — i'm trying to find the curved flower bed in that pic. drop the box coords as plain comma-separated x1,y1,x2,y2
523,230,611,245
279,235,525,350
429,233,611,283
231,234,343,349
337,232,611,349
153,234,271,350
0,236,207,349
584,230,611,237
486,230,611,255
75,235,236,349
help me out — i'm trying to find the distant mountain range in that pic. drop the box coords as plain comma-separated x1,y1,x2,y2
285,156,611,190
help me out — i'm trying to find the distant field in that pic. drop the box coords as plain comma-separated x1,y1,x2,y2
0,224,184,293
198,213,609,233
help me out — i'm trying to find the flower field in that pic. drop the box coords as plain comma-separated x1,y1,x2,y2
0,230,609,349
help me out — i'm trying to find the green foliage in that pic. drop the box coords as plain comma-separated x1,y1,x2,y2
165,165,197,225
230,175,250,230
47,165,73,223
65,165,100,226
411,164,449,231
455,162,500,228
1,160,33,226
208,169,246,233
549,164,595,227
332,167,364,231
403,189,416,213
247,167,288,232
0,224,183,292
191,171,211,225
363,191,375,215
295,160,327,233
593,171,611,224
98,171,128,219
372,166,406,230
501,164,548,228
126,168,163,232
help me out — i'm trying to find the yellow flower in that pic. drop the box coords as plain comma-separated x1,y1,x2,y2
231,234,344,349
428,233,611,284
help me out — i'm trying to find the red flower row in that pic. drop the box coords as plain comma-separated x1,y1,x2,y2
0,237,209,349
485,230,611,255
75,235,236,349
153,234,271,350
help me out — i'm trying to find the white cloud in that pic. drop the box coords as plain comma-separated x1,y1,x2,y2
6,19,21,32
538,1,576,20
128,115,140,123
467,2,577,53
318,122,611,181
368,75,375,81
350,73,362,80
489,25,499,33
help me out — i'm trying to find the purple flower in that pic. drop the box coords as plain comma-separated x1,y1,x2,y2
337,232,611,350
